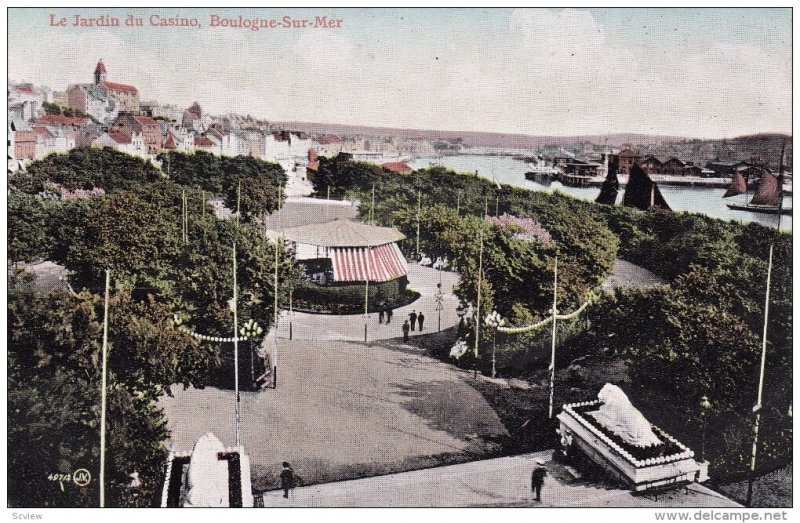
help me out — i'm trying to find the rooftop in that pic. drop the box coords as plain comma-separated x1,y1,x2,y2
281,218,406,247
132,115,159,126
382,161,413,174
101,80,138,94
33,114,89,126
263,198,358,234
106,131,132,144
194,135,215,147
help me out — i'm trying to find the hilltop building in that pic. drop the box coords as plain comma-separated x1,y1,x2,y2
67,60,138,123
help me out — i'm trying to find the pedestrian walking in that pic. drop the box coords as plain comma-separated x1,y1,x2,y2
531,466,546,502
418,312,425,331
402,320,410,342
386,308,393,324
280,462,296,499
409,310,418,331
378,308,385,324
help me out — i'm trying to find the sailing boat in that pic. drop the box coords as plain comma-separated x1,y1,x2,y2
595,163,619,205
725,168,791,215
622,164,671,211
724,142,791,216
596,150,620,205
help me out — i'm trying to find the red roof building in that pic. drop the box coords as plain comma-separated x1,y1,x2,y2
33,114,89,127
194,135,215,148
617,149,640,176
92,59,140,113
101,81,138,94
317,134,341,145
162,131,178,150
32,126,52,139
381,161,413,175
106,131,132,144
111,113,161,154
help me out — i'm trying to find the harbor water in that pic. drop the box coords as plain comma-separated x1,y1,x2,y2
408,155,792,232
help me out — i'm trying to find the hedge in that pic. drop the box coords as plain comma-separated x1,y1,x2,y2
293,276,418,314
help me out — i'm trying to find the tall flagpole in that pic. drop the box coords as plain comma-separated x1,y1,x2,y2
371,183,375,225
232,243,240,447
364,246,371,342
182,190,188,244
99,269,110,507
273,237,279,388
548,255,558,419
747,244,773,506
416,191,421,260
237,180,241,220
474,221,484,379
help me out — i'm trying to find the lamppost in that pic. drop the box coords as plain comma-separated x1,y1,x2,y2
548,255,559,419
239,319,264,389
484,311,505,378
700,395,712,463
434,283,444,332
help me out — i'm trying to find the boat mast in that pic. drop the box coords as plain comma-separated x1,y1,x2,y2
777,139,786,230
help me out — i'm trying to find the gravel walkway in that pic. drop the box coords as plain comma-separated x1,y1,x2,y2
602,259,667,291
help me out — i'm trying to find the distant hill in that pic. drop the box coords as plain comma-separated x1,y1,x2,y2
271,120,686,149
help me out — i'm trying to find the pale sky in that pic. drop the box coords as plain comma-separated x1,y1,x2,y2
7,8,792,138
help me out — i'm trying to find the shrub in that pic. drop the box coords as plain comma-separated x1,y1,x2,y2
292,277,416,314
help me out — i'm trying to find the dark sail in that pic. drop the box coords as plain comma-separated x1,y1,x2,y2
595,170,619,205
723,171,747,198
749,169,781,207
623,164,671,211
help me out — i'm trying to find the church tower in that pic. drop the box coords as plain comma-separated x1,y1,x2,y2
94,60,107,85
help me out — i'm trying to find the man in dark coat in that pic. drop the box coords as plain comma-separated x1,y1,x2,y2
378,308,385,324
402,320,410,342
385,307,392,324
417,312,425,331
280,462,295,499
531,466,546,502
409,310,418,331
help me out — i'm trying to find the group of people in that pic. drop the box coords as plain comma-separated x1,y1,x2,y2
275,462,548,504
377,304,427,342
402,309,425,341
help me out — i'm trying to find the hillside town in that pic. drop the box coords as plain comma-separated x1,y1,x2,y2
9,59,790,188
8,60,440,178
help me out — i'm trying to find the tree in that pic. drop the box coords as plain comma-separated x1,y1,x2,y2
22,147,162,193
156,150,286,200
52,190,182,292
222,173,280,221
42,101,62,115
8,191,56,262
169,219,303,340
7,280,209,507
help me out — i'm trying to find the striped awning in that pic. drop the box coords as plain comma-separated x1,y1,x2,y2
331,243,408,283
